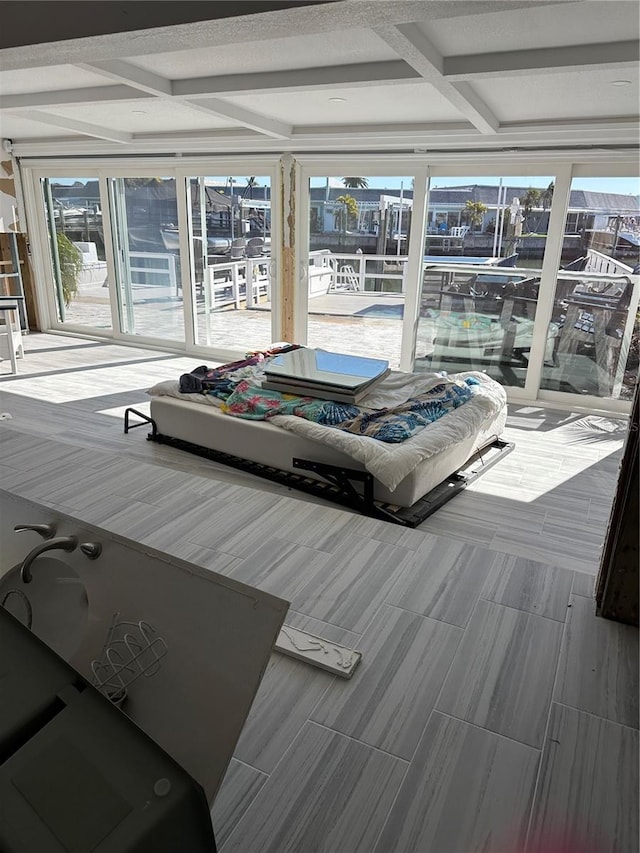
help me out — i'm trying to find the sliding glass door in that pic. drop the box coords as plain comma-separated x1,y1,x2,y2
540,175,640,402
41,176,112,333
185,174,273,352
305,174,413,369
415,173,556,389
29,158,639,413
107,177,184,342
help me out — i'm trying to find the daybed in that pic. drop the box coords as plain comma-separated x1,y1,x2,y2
129,354,512,527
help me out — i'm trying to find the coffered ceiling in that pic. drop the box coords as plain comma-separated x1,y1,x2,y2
0,0,638,157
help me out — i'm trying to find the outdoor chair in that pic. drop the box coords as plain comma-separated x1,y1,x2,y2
229,238,246,260
245,237,265,258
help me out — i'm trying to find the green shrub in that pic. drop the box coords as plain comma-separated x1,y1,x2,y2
56,232,83,305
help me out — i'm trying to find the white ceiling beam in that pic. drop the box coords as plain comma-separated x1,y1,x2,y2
188,98,292,139
10,117,639,158
78,58,293,139
499,116,640,134
374,24,500,134
0,85,151,112
444,40,640,80
12,110,132,143
293,122,475,139
0,62,420,118
76,60,173,96
173,61,421,98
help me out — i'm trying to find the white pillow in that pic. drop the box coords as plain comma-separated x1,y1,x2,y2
147,380,180,396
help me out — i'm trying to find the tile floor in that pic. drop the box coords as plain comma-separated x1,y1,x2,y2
0,333,637,852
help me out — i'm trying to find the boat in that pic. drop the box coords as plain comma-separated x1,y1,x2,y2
160,229,232,255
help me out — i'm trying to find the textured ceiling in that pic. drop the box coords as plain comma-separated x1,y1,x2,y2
0,0,638,156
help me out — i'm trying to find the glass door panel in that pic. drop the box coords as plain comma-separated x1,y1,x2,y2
41,177,112,332
540,176,640,400
306,175,412,368
186,175,272,352
108,177,184,342
415,174,555,388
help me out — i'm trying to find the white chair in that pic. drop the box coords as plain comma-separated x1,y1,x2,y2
328,264,360,292
0,299,24,374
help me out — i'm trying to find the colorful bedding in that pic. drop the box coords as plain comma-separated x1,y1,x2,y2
175,347,480,444
149,361,507,492
220,375,480,443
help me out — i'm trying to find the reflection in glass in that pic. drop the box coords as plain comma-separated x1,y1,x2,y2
187,176,272,352
306,176,412,367
415,175,555,387
541,176,640,400
415,262,547,388
108,177,184,341
41,177,111,331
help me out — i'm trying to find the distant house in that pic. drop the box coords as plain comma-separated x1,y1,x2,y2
309,184,640,237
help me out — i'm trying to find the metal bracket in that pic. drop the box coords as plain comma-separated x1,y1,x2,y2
125,411,514,527
124,407,157,437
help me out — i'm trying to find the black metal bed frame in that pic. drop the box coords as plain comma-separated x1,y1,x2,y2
124,407,514,528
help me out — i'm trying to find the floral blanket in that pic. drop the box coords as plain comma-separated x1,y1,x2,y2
220,375,479,443
178,351,481,444
149,355,506,491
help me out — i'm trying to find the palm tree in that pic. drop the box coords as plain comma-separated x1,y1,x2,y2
463,200,488,229
520,188,543,232
334,194,359,232
534,181,555,232
242,176,260,199
342,177,368,189
540,181,554,210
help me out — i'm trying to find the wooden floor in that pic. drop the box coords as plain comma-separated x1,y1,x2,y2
0,333,637,852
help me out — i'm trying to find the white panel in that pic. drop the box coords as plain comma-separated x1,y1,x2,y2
0,114,79,139
426,1,640,55
126,29,399,79
227,82,464,126
473,69,640,122
0,65,116,95
45,99,235,132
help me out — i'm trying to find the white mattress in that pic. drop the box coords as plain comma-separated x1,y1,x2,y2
149,395,506,508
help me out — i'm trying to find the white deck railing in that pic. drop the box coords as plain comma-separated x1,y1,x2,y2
203,258,271,312
129,251,179,295
585,248,634,276
311,251,408,295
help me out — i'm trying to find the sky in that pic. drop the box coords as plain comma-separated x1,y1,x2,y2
310,175,640,195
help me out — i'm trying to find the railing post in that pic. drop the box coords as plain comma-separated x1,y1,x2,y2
204,267,212,346
246,258,254,308
232,262,240,309
168,253,178,298
330,255,338,292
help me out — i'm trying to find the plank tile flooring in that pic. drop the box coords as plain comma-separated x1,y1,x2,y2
0,333,637,852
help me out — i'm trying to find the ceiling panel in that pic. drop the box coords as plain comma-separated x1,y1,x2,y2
0,65,116,95
126,28,398,79
45,99,235,132
0,114,79,139
425,1,639,56
226,81,463,125
473,68,640,122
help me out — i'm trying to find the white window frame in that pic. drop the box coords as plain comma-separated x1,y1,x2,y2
20,156,281,362
17,152,639,414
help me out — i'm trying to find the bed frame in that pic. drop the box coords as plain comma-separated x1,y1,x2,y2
123,407,514,528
